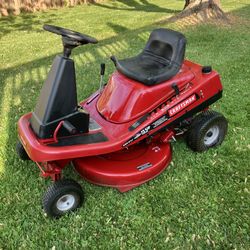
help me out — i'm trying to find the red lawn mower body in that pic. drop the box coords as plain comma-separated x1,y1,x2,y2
18,59,222,191
16,26,227,217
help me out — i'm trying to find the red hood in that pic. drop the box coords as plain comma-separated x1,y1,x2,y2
97,61,195,123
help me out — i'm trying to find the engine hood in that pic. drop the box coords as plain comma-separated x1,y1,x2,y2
97,61,195,124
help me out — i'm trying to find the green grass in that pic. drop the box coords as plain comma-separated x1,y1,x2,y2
0,0,250,249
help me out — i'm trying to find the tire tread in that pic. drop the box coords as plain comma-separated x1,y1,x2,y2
16,141,30,160
43,179,84,218
186,110,228,152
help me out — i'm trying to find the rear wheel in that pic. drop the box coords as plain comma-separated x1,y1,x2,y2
16,141,30,160
43,179,84,218
186,111,228,152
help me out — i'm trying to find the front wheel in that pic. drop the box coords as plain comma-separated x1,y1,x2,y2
186,111,228,152
16,141,30,160
43,179,84,218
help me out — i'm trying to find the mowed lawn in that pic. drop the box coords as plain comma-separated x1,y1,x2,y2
0,0,249,249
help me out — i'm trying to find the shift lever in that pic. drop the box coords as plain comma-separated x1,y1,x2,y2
99,63,105,92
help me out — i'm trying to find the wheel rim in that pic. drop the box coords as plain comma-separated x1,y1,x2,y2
56,194,76,212
204,125,220,146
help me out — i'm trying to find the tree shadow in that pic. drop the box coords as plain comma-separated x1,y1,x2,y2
0,12,60,39
0,0,177,40
107,22,130,35
93,0,178,14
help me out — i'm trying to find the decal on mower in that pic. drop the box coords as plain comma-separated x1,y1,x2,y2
123,115,169,147
152,146,161,152
137,162,153,171
168,94,196,117
123,94,198,147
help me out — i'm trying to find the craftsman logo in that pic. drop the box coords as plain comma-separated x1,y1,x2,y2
168,94,196,117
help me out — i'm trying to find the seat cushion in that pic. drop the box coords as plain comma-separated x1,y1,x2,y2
115,53,180,86
112,28,186,86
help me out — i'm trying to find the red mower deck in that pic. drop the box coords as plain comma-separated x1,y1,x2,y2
73,142,172,192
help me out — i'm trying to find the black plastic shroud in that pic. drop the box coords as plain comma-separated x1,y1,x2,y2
30,55,89,139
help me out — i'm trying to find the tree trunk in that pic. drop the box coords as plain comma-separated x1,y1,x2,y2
183,0,190,10
184,0,222,10
165,0,229,24
182,0,227,20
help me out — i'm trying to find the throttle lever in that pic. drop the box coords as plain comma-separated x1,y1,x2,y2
99,63,106,93
172,83,180,96
100,63,105,76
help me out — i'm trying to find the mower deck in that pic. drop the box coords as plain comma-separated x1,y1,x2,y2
73,142,172,192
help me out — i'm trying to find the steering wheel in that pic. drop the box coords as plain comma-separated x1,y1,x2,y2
43,24,98,45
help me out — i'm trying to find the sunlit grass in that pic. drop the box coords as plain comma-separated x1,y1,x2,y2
0,0,249,249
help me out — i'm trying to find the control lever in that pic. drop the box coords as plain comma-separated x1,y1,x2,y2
99,63,105,93
172,83,180,96
110,56,117,66
62,121,77,135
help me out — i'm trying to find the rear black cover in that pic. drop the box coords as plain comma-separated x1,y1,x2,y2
30,55,89,138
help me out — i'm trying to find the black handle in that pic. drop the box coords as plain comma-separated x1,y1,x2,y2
202,66,212,74
43,24,98,44
172,83,180,95
110,55,117,66
63,121,77,134
100,63,105,76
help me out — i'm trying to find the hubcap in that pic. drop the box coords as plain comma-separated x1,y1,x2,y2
204,125,220,146
56,194,75,211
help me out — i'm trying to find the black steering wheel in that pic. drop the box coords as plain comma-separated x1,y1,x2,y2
43,24,98,45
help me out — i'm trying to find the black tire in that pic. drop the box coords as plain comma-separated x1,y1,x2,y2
186,111,228,152
43,179,84,218
16,141,30,160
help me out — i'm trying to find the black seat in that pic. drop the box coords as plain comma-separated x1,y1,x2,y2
111,28,186,86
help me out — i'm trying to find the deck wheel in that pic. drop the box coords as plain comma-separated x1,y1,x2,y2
16,141,30,160
43,179,84,218
186,110,228,152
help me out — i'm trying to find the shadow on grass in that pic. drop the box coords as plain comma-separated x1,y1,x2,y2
0,12,61,38
92,0,178,13
107,22,130,35
0,0,179,39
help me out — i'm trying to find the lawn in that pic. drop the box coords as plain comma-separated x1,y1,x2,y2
0,0,249,249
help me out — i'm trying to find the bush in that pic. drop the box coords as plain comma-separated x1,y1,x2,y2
0,0,99,16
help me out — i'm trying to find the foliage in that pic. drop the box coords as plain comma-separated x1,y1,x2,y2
0,0,99,16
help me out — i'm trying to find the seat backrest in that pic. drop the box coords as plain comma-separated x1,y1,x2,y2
144,28,186,66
